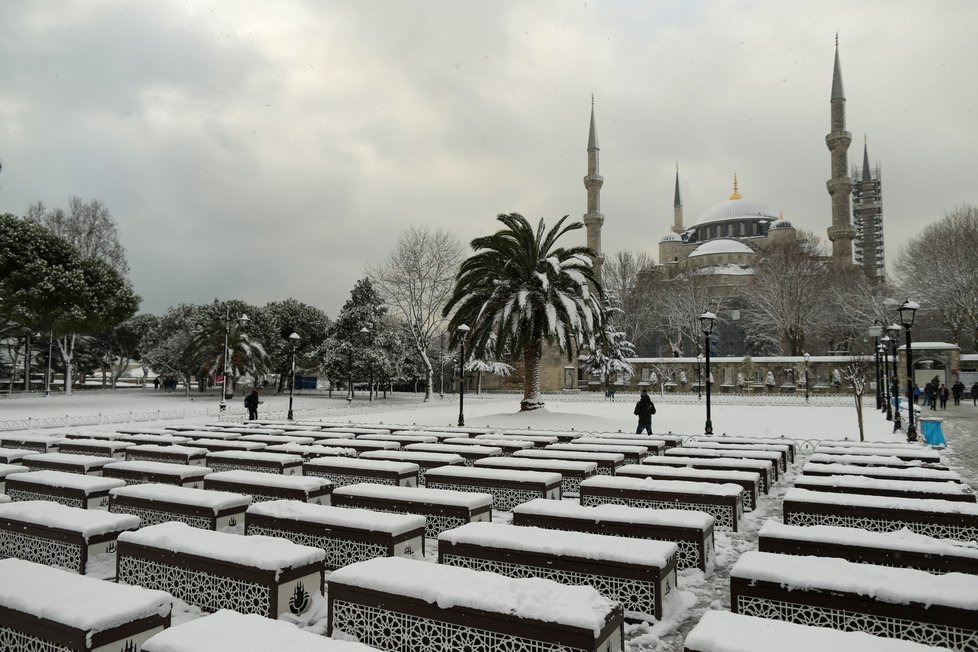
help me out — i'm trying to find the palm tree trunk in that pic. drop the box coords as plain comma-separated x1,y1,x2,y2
521,336,544,411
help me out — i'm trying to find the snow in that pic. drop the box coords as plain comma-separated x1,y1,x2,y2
403,442,503,457
247,500,425,535
758,522,978,558
205,450,303,464
120,433,193,445
443,436,534,450
360,434,439,444
0,463,30,480
24,452,116,470
0,448,36,463
205,470,332,492
11,470,126,492
359,450,466,465
550,442,653,455
474,457,598,474
808,452,926,467
328,556,618,634
581,476,743,497
425,465,562,485
265,443,358,457
732,550,978,610
176,430,243,440
687,239,756,257
188,438,267,451
618,464,757,484
800,462,961,481
110,483,252,512
239,434,317,445
570,437,666,451
784,487,978,515
0,500,139,538
813,445,941,461
303,456,419,474
795,474,973,496
515,449,625,463
105,460,210,478
333,483,493,508
513,498,715,530
125,444,209,457
647,455,770,471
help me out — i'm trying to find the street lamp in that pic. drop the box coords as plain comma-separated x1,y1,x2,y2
287,332,299,420
898,301,918,441
879,338,893,421
219,309,249,414
361,327,372,402
457,324,470,427
803,352,810,403
887,323,902,430
699,312,716,435
696,353,703,401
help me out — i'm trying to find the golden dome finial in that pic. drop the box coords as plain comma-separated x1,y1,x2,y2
729,173,742,200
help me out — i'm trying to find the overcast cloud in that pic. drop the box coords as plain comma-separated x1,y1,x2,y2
1,1,975,317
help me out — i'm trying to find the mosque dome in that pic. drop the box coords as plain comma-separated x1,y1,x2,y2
769,218,794,230
659,232,681,242
693,174,780,226
687,239,756,258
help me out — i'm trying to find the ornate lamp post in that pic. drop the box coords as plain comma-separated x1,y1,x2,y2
879,338,893,421
287,332,299,420
898,300,919,441
699,312,716,435
803,352,810,403
219,309,249,414
457,324,470,427
887,323,902,429
696,353,703,401
361,327,373,402
869,324,883,410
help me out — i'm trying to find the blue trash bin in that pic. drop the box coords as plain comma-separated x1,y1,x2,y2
919,417,946,447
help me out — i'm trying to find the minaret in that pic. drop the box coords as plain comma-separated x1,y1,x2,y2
583,96,605,279
671,163,684,234
825,34,856,264
852,135,885,282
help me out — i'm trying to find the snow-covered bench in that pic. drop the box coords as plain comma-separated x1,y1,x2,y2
0,558,171,652
357,450,466,484
498,428,587,442
246,500,425,570
403,442,504,465
204,470,333,504
683,441,790,472
358,433,440,446
513,448,625,475
801,461,962,483
173,429,242,440
569,436,666,457
0,463,28,493
758,521,978,575
424,465,562,511
475,432,560,447
580,476,743,532
119,433,193,447
730,550,978,650
808,452,945,469
328,557,624,652
0,434,59,453
443,436,534,456
56,438,133,460
582,431,686,449
142,609,381,652
117,521,325,618
666,447,782,480
103,460,211,489
204,450,304,475
188,437,268,453
474,456,598,495
616,463,760,512
397,425,496,436
22,452,116,476
438,521,680,621
794,473,976,502
303,456,419,488
125,444,209,466
0,500,139,576
109,483,251,532
5,470,124,509
813,444,943,464
656,452,775,490
695,435,797,462
265,442,358,459
683,610,947,652
783,487,978,541
0,448,34,464
549,442,654,466
239,433,317,446
332,483,492,539
511,498,715,572
205,426,287,436
320,426,391,436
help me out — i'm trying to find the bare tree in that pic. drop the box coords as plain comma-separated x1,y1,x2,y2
647,272,723,356
28,197,129,275
842,358,873,442
604,251,656,353
367,226,464,401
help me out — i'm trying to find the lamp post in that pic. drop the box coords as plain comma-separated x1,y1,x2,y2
887,321,903,432
803,352,810,403
439,332,445,399
898,300,919,441
457,324,470,427
879,338,892,421
699,312,716,435
696,354,703,400
869,324,883,410
219,308,249,414
287,332,299,420
361,327,372,402
44,332,53,397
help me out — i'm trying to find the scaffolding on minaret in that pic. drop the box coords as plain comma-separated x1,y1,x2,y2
852,136,885,282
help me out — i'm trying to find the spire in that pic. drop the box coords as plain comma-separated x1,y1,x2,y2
671,162,685,234
583,95,604,278
588,94,599,150
729,173,742,200
831,32,845,101
862,135,872,181
674,162,682,207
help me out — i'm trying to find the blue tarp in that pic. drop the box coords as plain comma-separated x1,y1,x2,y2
920,418,946,447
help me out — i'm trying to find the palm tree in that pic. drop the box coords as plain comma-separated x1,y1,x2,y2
444,213,603,411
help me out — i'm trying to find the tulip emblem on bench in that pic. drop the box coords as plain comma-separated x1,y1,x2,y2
100,497,109,507
106,542,116,553
289,582,310,615
228,516,237,527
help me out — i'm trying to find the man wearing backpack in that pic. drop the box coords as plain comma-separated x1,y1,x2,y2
634,389,656,435
244,387,262,421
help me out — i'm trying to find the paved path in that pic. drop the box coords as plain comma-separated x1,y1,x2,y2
928,398,978,487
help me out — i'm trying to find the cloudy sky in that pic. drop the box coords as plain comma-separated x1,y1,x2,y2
1,1,975,318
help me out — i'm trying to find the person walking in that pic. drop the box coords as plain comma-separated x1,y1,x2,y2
634,389,656,435
972,381,978,406
939,384,949,410
952,380,965,406
924,383,935,410
244,387,263,421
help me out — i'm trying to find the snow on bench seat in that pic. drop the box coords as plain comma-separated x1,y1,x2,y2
579,432,686,449
580,476,743,532
118,521,325,618
617,463,760,512
795,473,976,502
55,438,133,460
357,450,466,484
817,439,933,450
0,494,11,504
239,433,317,446
59,430,127,441
209,427,287,436
683,609,949,652
119,433,193,447
0,500,139,576
303,456,419,488
730,550,978,650
424,465,561,511
264,443,358,459
403,442,503,465
443,436,535,455
125,444,209,466
103,460,212,489
332,483,492,539
396,425,496,436
666,447,782,480
0,463,29,493
0,434,60,453
172,429,242,441
328,556,624,652
758,521,978,575
204,450,303,475
498,428,589,443
0,558,171,652
246,500,425,570
511,498,715,573
691,435,797,462
550,442,654,465
321,427,391,436
6,470,124,510
306,431,359,441
0,448,35,464
205,470,333,504
683,440,790,472
115,427,176,436
109,483,251,532
474,456,598,495
513,448,625,475
357,433,440,447
569,437,666,457
142,609,380,652
808,452,945,469
801,461,962,483
648,454,774,492
474,432,560,447
383,429,471,441
439,521,680,621
306,439,400,456
22,452,116,476
189,438,268,453
813,444,943,463
784,487,978,541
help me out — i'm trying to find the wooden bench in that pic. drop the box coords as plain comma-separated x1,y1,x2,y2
814,444,943,464
474,456,598,495
758,521,978,575
403,442,503,466
550,442,653,465
801,461,962,483
119,433,193,447
189,438,268,453
396,425,496,436
666,447,782,480
115,426,175,436
513,448,625,475
117,521,325,618
474,432,560,447
695,435,797,462
783,487,978,541
580,476,743,532
332,483,492,539
202,426,288,436
109,483,251,532
795,473,976,502
0,500,139,577
358,450,466,484
569,437,666,456
171,429,243,441
60,430,127,441
808,452,947,470
424,466,562,511
103,460,211,489
238,433,318,446
640,456,774,493
5,470,125,510
683,609,945,652
498,428,588,443
358,433,440,446
617,463,760,512
443,436,535,456
0,448,34,464
511,498,715,573
321,427,391,436
22,452,116,476
246,500,426,570
730,550,978,651
204,470,333,504
683,441,790,472
0,463,29,493
142,609,381,652
204,450,304,475
265,442,358,459
304,456,419,488
327,556,624,652
308,439,400,456
438,521,680,621
0,558,171,652
125,444,209,466
0,434,59,453
588,432,687,448
307,431,360,442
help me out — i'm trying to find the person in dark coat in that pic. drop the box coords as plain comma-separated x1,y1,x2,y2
939,384,949,410
634,389,656,435
244,387,262,420
951,381,965,406
972,381,978,407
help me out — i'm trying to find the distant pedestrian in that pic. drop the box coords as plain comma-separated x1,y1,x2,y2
153,377,160,391
952,381,964,406
608,385,616,401
633,389,656,435
912,383,921,404
244,387,263,420
972,382,978,406
924,383,935,409
939,384,949,410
